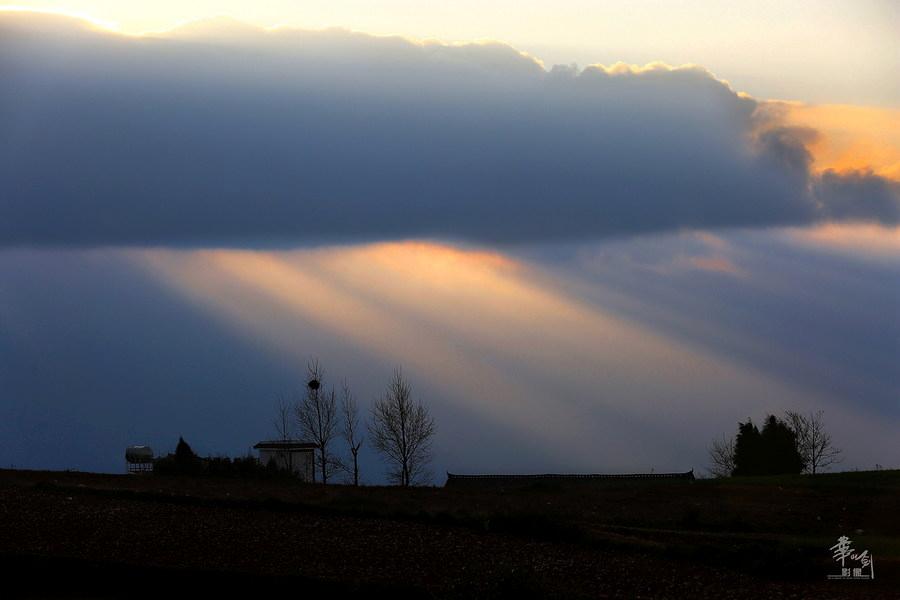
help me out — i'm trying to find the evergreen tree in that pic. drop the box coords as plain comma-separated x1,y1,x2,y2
760,415,805,474
175,436,196,462
732,419,763,476
173,436,200,473
731,415,805,476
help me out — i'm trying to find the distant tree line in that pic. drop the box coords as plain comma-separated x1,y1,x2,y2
708,410,842,477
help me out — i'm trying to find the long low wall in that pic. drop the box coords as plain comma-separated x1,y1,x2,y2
444,470,695,487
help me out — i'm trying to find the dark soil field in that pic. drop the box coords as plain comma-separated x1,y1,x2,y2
0,469,897,598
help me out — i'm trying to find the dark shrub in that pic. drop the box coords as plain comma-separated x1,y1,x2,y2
733,416,805,476
153,438,295,479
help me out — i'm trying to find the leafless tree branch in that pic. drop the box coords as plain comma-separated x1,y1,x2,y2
707,433,735,478
369,367,435,487
295,358,339,484
785,410,843,474
273,393,294,442
340,378,364,486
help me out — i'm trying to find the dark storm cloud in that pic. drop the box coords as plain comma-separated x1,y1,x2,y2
0,13,896,247
815,169,900,224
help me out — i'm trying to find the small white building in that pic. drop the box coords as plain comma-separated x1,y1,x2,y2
253,440,317,482
125,445,154,474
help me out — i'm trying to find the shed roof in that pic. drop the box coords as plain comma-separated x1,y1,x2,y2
125,446,154,462
253,440,318,450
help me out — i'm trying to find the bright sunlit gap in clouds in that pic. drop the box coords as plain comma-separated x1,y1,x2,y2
132,234,899,473
0,4,117,30
779,103,900,180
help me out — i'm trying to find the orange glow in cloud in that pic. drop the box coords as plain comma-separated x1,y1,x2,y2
126,239,900,471
785,223,900,259
778,103,900,181
136,240,820,465
685,256,745,276
138,244,602,458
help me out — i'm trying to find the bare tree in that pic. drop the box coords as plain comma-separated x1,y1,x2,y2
369,367,436,487
707,433,735,478
340,379,364,486
785,410,843,474
296,359,339,484
273,393,294,441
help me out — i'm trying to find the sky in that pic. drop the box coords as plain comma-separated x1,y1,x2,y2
2,0,899,106
0,4,898,480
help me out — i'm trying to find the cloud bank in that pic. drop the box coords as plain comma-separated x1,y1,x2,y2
1,12,897,247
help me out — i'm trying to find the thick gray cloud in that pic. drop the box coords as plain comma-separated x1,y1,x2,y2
815,169,900,224
2,13,895,248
